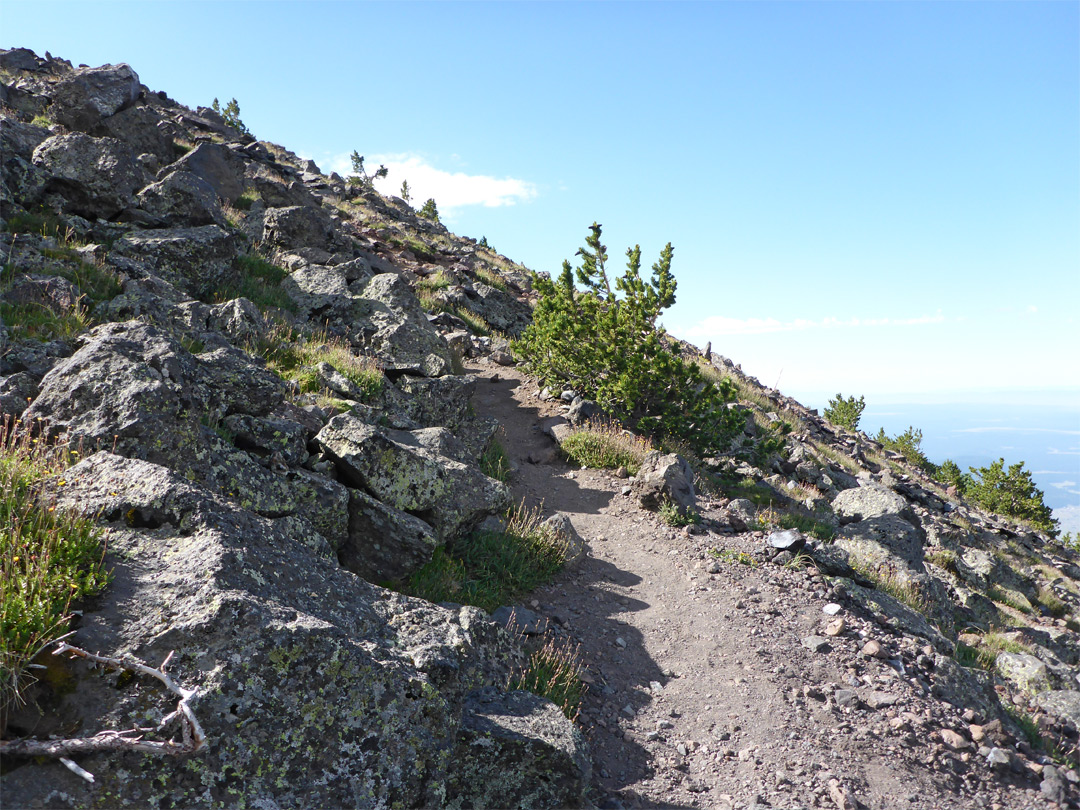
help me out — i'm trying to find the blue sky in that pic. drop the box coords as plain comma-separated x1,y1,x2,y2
4,1,1078,406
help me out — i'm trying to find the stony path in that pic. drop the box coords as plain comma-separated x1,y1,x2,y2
468,360,1050,810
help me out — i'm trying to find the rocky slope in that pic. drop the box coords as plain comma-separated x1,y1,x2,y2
1,47,1079,809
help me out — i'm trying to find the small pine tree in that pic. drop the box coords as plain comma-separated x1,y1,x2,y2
514,222,744,454
935,459,970,492
348,151,387,187
211,97,251,137
824,393,865,431
966,458,1058,536
400,179,412,203
419,198,440,222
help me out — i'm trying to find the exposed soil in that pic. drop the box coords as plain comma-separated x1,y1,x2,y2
468,358,1061,810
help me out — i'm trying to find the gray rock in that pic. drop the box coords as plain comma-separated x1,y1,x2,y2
32,132,143,218
725,498,757,531
802,636,832,653
832,483,913,522
566,396,601,426
491,606,548,635
263,204,339,251
541,512,586,566
986,747,1013,772
995,652,1052,694
168,141,248,203
358,273,453,377
114,225,239,300
282,263,361,324
316,413,510,541
94,103,178,168
834,514,927,587
137,169,226,227
49,62,141,131
1,452,534,809
632,451,696,514
0,371,40,416
342,488,440,582
1033,689,1080,730
768,529,804,551
454,281,533,337
447,688,590,808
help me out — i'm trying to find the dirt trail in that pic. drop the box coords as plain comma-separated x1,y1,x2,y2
468,359,1037,810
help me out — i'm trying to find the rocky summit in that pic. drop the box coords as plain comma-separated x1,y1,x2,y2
1,48,1078,810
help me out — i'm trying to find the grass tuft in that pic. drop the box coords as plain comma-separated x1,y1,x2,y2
560,421,653,475
402,502,569,612
508,637,587,722
0,416,110,715
216,254,296,312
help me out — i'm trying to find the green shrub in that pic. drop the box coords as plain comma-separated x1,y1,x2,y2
709,547,758,567
253,322,384,403
659,500,700,527
935,459,970,493
1,417,110,713
965,458,1058,537
514,223,744,455
348,151,388,187
824,393,865,431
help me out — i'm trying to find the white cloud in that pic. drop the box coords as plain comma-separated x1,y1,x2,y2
684,312,946,337
323,152,537,216
1050,480,1078,490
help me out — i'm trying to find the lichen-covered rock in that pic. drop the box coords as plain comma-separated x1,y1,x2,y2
344,488,441,582
169,141,247,203
834,514,927,587
114,224,239,300
21,321,344,534
137,169,226,227
281,262,361,324
632,451,696,514
995,652,1052,694
358,273,454,377
446,688,591,809
0,452,526,809
455,280,533,337
32,132,143,218
48,62,141,131
832,483,913,522
316,413,510,540
1034,690,1080,731
263,204,339,250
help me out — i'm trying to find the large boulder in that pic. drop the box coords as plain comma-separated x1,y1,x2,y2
832,483,913,522
168,141,247,203
263,204,339,251
32,132,143,219
137,169,226,227
455,281,533,337
316,413,511,541
49,62,141,131
0,452,568,809
114,224,239,300
344,488,441,582
632,451,696,514
834,514,927,586
21,321,344,538
358,273,454,377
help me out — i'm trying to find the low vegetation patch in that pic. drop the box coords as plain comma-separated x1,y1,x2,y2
402,502,569,612
658,501,700,527
214,254,296,313
560,420,653,475
253,323,384,403
850,560,930,616
0,417,110,714
508,637,586,722
710,547,758,567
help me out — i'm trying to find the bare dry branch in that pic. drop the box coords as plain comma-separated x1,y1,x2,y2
0,642,207,768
